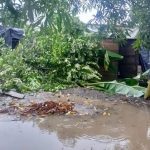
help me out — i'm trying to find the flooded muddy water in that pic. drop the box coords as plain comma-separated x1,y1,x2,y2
0,98,150,150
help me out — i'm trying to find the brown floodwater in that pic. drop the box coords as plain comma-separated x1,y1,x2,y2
0,98,150,150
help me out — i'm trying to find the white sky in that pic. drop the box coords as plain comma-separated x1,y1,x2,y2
9,0,97,24
77,9,97,23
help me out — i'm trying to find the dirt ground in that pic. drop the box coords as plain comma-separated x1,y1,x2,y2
0,87,149,109
0,87,150,150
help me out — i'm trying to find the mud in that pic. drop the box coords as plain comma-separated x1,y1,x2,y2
0,88,150,150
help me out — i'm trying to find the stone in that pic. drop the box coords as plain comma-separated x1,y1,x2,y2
4,91,25,99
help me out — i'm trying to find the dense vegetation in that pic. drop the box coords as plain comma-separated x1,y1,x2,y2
0,0,150,97
0,19,103,92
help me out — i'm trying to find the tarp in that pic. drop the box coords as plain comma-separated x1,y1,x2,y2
140,47,150,72
0,25,24,48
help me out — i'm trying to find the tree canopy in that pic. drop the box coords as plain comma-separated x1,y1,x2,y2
0,0,150,47
0,0,81,28
0,0,149,95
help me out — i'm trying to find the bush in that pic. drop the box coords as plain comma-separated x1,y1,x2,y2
0,27,102,92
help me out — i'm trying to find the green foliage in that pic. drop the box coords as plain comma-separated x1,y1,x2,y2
98,49,123,72
1,0,150,49
85,81,145,98
131,0,150,49
0,46,39,92
0,25,104,92
0,0,80,29
1,0,148,98
0,20,125,93
0,25,144,98
121,78,139,86
67,63,101,84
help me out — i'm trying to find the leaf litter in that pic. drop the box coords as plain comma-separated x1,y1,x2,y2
0,101,77,117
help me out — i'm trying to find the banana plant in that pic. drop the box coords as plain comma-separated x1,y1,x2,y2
98,48,123,71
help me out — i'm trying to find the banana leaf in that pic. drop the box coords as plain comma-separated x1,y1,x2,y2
86,80,145,97
107,50,123,61
98,49,123,61
99,49,123,72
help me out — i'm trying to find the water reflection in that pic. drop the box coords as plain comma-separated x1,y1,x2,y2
0,101,150,150
33,102,150,150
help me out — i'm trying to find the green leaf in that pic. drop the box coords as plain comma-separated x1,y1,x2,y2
107,50,123,61
121,78,139,86
87,80,145,97
104,50,110,71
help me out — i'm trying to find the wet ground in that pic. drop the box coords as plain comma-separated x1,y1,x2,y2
0,88,150,150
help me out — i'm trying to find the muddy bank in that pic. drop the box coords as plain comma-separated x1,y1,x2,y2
0,87,150,110
1,87,150,118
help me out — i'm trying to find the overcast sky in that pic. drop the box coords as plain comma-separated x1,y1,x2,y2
77,9,97,23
